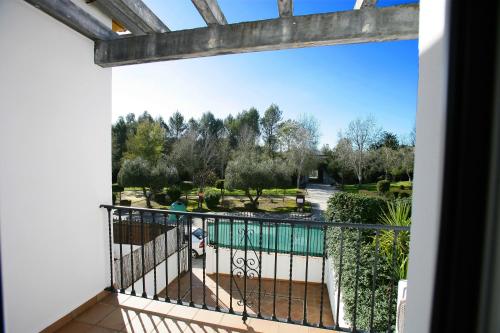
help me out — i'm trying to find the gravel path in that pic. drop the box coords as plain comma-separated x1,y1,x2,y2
305,183,339,219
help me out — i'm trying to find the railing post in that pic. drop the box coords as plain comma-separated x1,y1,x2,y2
105,208,115,292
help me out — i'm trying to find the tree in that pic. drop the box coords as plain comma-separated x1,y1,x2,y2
168,111,187,139
260,104,283,156
118,158,178,208
332,138,354,187
378,146,398,179
225,153,290,209
344,116,380,185
371,131,399,150
400,146,414,182
111,116,128,181
125,121,165,165
283,115,320,188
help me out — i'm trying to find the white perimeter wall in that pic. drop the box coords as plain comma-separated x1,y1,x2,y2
406,0,450,332
0,1,112,332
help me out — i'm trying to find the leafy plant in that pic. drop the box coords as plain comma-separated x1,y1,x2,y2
167,186,182,203
204,190,221,209
376,199,411,280
376,180,390,194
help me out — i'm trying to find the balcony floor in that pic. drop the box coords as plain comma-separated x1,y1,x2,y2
55,292,338,333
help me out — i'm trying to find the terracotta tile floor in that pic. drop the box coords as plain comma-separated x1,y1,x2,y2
158,264,334,327
56,292,339,333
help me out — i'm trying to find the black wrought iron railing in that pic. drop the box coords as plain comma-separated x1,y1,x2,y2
101,204,410,333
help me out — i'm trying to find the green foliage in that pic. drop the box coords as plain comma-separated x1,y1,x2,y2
325,192,386,224
215,179,224,190
325,192,396,331
118,157,178,207
112,184,124,193
225,153,290,208
377,180,391,194
167,186,182,203
204,190,221,209
376,199,412,280
125,121,166,164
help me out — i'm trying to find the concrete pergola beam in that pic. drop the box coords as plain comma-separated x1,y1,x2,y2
91,0,169,34
277,0,293,17
354,0,378,10
25,0,117,40
191,0,227,26
95,4,419,68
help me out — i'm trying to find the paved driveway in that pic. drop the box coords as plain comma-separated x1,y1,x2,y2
306,183,338,219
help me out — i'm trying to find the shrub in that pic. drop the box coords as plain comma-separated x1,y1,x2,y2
112,184,124,193
399,184,405,190
120,199,131,206
167,186,182,203
325,192,386,224
399,192,410,198
325,192,393,331
215,179,224,190
204,190,221,209
377,180,391,194
154,192,169,205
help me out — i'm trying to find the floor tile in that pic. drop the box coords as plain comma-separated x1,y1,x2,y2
152,317,188,333
98,308,138,331
56,321,95,333
192,309,224,325
122,312,162,333
76,303,117,325
101,293,131,307
123,296,153,310
144,301,175,315
166,305,199,320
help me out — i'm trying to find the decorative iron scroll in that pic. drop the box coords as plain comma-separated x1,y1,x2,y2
230,222,261,320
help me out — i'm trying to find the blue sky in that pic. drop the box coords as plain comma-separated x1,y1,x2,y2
112,0,418,146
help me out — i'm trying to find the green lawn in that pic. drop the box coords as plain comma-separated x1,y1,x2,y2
342,181,412,196
122,186,302,197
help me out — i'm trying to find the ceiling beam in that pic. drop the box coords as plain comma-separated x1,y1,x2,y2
25,0,117,40
191,0,227,26
354,0,378,10
91,0,169,34
277,0,293,17
95,4,419,68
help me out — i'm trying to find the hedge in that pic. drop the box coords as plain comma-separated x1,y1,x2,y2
325,192,396,332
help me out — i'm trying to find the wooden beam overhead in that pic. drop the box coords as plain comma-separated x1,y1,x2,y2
277,0,293,17
25,0,117,40
92,0,169,34
95,4,419,68
191,0,227,26
354,0,378,10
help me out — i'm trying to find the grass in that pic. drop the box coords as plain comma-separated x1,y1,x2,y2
119,190,310,214
341,181,413,196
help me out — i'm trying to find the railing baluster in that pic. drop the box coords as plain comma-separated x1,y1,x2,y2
215,217,220,311
106,208,114,291
229,217,234,313
258,220,263,318
202,217,207,309
188,215,194,306
129,210,135,296
119,209,124,293
370,230,380,332
152,213,158,300
164,213,170,302
287,223,295,322
387,230,399,333
335,228,344,330
176,214,181,304
303,224,311,325
242,219,249,322
140,211,147,297
319,224,327,327
272,223,279,320
352,228,362,332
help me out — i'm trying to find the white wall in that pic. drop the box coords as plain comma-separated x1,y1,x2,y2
0,1,112,332
406,0,450,332
325,258,347,328
206,246,324,283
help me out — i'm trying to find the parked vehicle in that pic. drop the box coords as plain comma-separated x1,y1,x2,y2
191,227,206,258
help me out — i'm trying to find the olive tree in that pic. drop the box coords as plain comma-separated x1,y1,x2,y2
118,158,178,208
225,153,290,209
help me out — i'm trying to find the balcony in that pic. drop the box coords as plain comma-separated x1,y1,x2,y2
45,205,410,333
